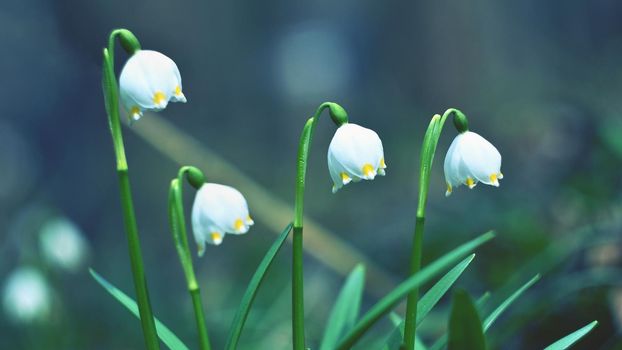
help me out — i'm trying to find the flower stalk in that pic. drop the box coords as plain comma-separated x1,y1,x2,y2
101,29,159,350
168,166,211,350
293,102,348,350
402,108,469,350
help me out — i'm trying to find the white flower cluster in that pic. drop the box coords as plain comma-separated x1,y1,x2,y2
117,47,502,253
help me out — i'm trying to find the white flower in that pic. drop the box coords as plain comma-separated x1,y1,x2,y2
443,131,503,196
39,217,89,272
3,267,51,323
327,123,386,193
191,183,254,256
119,50,186,121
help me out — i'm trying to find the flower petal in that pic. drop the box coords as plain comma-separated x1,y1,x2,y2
119,50,185,117
191,183,252,247
460,131,502,185
327,123,385,187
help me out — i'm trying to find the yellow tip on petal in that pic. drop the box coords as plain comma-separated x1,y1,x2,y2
234,219,244,232
130,106,141,121
246,215,254,225
210,232,223,245
380,158,386,169
153,91,166,106
466,177,476,189
489,173,500,187
340,172,352,185
446,183,452,197
175,85,182,96
362,164,375,178
197,243,205,257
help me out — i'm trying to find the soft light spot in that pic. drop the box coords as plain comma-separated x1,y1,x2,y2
234,219,244,232
175,85,182,96
210,232,222,244
153,91,166,106
276,23,352,101
340,172,351,184
466,177,476,189
362,164,375,177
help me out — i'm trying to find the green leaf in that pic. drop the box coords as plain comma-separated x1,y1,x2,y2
89,269,189,350
382,312,428,350
320,264,366,350
336,230,495,350
225,223,293,350
430,274,540,350
382,254,476,350
448,289,486,350
482,274,540,331
544,321,598,350
476,292,491,309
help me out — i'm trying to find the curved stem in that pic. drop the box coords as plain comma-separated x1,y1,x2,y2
292,102,348,350
168,167,211,350
403,108,468,350
102,30,159,350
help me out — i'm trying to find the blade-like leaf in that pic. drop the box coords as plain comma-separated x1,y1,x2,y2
382,254,476,350
430,274,540,350
89,269,189,350
476,292,491,309
544,321,598,350
225,223,293,350
320,264,366,350
448,289,486,350
336,230,495,350
382,313,428,350
482,274,540,331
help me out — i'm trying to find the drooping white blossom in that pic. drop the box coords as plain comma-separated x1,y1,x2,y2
327,123,386,193
2,267,51,323
444,131,503,196
119,50,186,121
191,183,253,256
39,217,89,272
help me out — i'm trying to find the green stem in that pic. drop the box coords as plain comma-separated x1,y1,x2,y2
402,216,424,349
190,288,211,350
168,167,211,350
102,29,159,350
402,108,468,350
292,226,305,350
293,102,348,350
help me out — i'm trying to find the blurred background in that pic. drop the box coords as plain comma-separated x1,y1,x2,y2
1,0,622,349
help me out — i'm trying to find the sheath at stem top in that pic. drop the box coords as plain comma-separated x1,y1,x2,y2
119,49,186,121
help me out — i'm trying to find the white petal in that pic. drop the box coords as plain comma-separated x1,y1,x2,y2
444,133,469,188
327,123,385,184
460,131,502,185
119,50,185,116
327,150,345,193
191,183,252,250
